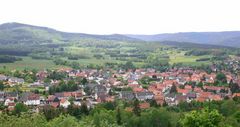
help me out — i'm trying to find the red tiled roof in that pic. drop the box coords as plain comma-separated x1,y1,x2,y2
133,87,144,93
210,95,222,101
233,93,240,97
51,102,59,108
196,97,207,102
177,88,189,94
28,94,40,100
60,99,67,104
139,102,150,109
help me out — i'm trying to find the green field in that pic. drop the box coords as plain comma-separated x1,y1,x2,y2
0,57,65,71
168,50,212,65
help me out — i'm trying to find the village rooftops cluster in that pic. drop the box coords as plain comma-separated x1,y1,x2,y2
0,66,240,111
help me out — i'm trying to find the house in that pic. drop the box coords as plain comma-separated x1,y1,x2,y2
73,101,81,106
177,78,186,85
119,91,135,100
96,92,108,102
20,93,40,106
7,102,16,111
175,95,187,105
164,93,176,106
135,91,154,101
93,85,108,94
133,87,145,93
5,92,18,99
203,86,226,93
4,97,15,106
177,88,189,95
36,71,48,80
139,102,150,109
47,95,59,104
60,99,71,108
154,94,165,106
209,94,222,101
196,92,212,102
233,93,240,97
51,102,59,108
55,92,73,99
29,82,44,87
186,92,196,102
8,77,24,84
165,93,175,102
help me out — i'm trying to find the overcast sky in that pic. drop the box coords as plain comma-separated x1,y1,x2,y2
0,0,240,34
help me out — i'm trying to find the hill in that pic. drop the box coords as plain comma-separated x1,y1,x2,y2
127,31,240,47
0,22,140,45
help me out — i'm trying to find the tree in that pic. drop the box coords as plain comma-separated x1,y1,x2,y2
102,102,115,110
233,111,240,124
124,61,135,70
13,103,28,116
220,100,237,116
133,99,141,116
116,107,122,125
149,99,159,107
180,108,223,127
170,83,177,94
140,108,173,127
44,78,51,84
229,79,240,93
108,89,114,96
0,81,4,90
80,102,89,115
48,114,79,127
67,104,81,119
42,105,60,121
216,73,227,83
0,103,6,110
81,78,88,85
197,81,203,88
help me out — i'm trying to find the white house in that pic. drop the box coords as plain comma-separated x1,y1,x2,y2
60,99,71,108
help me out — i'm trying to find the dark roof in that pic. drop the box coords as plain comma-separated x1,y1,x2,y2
5,92,18,98
136,92,154,96
176,95,187,102
186,93,196,98
94,85,107,93
165,93,176,98
120,91,135,100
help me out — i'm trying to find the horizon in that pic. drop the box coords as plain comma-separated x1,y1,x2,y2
1,0,240,34
1,22,240,36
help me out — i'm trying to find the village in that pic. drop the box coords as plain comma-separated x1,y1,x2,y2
1,60,240,113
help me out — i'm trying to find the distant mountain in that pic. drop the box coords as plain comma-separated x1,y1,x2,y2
126,31,240,47
0,22,140,45
158,41,234,49
1,22,240,48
